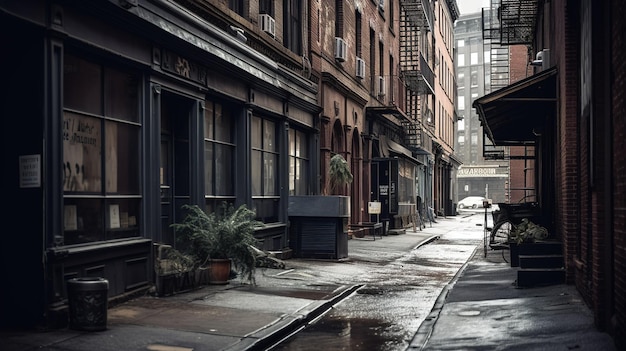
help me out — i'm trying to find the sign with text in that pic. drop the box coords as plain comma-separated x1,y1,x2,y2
368,201,382,215
19,154,41,188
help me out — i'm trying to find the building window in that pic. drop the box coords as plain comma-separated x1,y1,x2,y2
284,0,302,54
370,28,376,80
63,53,141,245
471,132,478,145
355,10,362,57
389,0,394,27
457,53,465,66
252,116,279,222
458,96,465,110
470,52,478,65
259,0,273,15
229,0,245,16
335,0,344,37
204,101,236,212
289,128,309,195
471,70,478,87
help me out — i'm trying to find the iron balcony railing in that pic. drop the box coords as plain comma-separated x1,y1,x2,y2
402,53,435,95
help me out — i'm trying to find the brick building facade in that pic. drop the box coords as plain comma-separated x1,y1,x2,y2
475,0,625,347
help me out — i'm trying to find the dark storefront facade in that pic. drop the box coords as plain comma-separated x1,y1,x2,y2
1,0,319,328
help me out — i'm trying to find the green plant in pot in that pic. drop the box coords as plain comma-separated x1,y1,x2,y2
510,218,549,244
329,153,353,195
171,203,261,285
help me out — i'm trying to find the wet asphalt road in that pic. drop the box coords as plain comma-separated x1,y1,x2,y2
270,213,485,351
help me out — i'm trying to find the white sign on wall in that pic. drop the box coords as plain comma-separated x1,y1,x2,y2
19,154,41,188
368,201,382,215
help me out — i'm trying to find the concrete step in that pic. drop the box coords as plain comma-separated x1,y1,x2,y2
517,241,563,255
518,254,564,269
517,268,565,287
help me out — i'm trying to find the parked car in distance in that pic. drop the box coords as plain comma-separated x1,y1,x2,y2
457,196,486,209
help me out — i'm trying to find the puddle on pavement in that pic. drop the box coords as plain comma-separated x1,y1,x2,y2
273,314,402,351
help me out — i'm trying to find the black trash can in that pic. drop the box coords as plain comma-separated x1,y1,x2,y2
67,277,109,331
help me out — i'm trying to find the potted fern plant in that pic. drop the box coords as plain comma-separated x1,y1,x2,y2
329,153,353,195
509,218,550,267
171,203,261,285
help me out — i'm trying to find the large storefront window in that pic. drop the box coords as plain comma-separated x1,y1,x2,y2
397,158,417,204
288,128,309,195
62,53,141,245
252,116,279,222
204,100,235,212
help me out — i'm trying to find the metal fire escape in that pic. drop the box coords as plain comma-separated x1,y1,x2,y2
481,0,538,160
399,0,435,152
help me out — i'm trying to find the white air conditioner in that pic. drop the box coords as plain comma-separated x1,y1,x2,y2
377,75,386,96
378,0,385,10
259,14,276,37
356,57,365,78
335,37,347,62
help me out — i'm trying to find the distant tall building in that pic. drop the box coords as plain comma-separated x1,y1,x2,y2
453,12,508,203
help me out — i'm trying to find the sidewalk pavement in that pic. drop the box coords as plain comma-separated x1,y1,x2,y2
1,222,440,351
409,215,617,350
1,214,617,351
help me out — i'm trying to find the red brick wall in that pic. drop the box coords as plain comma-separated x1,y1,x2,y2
509,45,531,82
507,46,535,205
611,0,626,346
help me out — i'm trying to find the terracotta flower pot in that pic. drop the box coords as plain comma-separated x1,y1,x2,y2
208,259,232,285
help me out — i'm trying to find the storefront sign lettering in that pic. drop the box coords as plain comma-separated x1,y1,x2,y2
161,50,207,85
458,168,496,176
379,185,388,196
19,154,41,188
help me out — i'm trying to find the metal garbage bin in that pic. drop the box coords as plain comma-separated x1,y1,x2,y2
67,277,109,331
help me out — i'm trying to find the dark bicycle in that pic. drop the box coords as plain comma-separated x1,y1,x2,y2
487,202,541,250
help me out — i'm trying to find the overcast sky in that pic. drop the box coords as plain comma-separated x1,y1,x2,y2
457,0,491,16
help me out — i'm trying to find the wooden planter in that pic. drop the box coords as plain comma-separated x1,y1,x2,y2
208,259,232,285
194,266,211,286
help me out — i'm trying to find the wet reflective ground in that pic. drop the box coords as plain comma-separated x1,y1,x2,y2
272,215,484,350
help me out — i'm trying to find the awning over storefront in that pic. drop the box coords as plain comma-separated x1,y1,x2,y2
473,67,557,146
379,135,420,164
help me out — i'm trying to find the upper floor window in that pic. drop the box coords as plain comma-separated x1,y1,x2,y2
335,0,344,37
284,0,302,55
229,0,244,16
470,52,478,65
259,0,273,15
355,10,362,57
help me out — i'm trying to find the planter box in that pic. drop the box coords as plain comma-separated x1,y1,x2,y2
288,196,350,259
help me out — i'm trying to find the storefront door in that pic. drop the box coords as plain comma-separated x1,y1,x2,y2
160,93,193,245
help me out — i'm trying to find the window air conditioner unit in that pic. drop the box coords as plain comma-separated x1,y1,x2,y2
378,75,386,96
259,14,276,37
335,37,347,62
378,0,385,10
356,57,365,78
